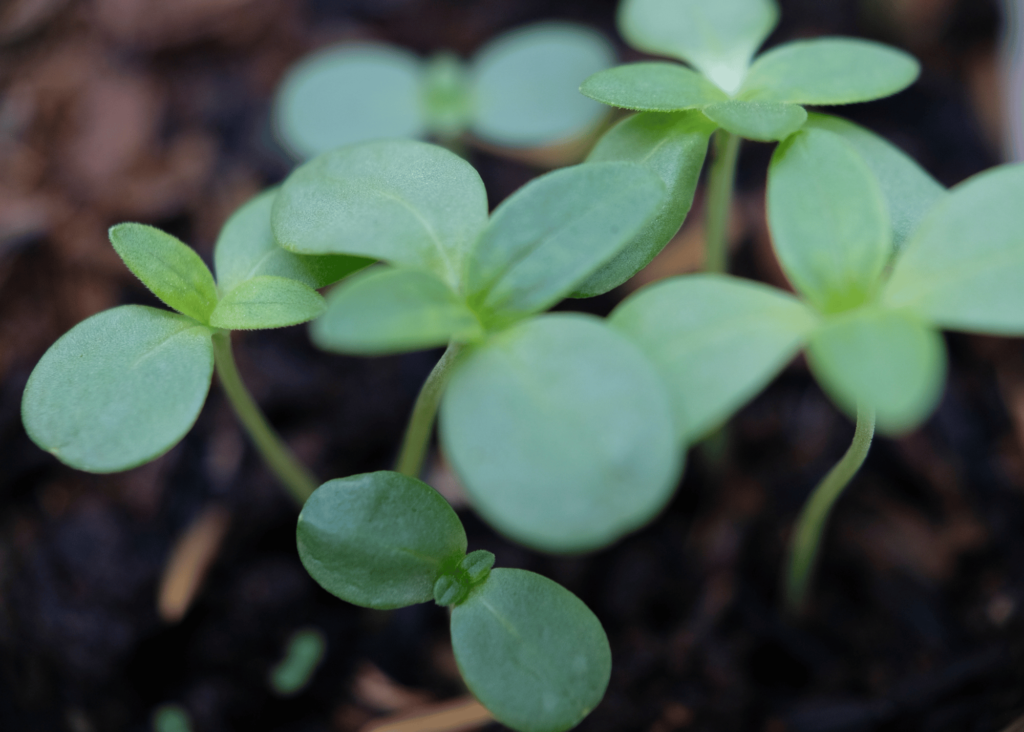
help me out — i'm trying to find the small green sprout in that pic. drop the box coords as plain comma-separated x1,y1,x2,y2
152,704,193,732
269,627,327,696
297,471,611,732
610,120,1024,610
274,138,683,553
273,22,615,158
20,190,365,502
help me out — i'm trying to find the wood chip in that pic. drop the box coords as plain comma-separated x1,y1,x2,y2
157,504,232,623
360,697,492,732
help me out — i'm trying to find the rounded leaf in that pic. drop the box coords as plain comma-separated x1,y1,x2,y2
440,314,682,553
296,471,467,610
579,62,727,112
22,305,214,472
451,568,611,732
883,163,1024,334
767,128,891,313
804,113,944,250
575,110,714,297
471,22,615,147
611,274,818,441
214,189,371,293
273,43,425,159
311,266,483,355
701,100,807,142
272,139,488,289
806,308,946,435
618,0,779,94
738,38,920,105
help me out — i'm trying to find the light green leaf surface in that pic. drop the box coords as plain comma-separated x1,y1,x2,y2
702,100,807,142
739,38,920,105
214,189,371,294
575,111,714,297
440,314,681,553
22,305,213,473
208,276,326,331
806,308,946,434
467,162,666,324
272,139,489,288
296,471,467,610
579,62,727,111
422,52,474,139
767,128,891,312
451,569,611,732
273,43,425,159
109,223,218,324
805,113,944,250
611,275,817,441
471,22,615,147
311,266,483,355
883,163,1024,334
618,0,779,94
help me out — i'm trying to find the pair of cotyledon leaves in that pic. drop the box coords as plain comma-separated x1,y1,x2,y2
581,0,921,143
272,138,683,554
612,118,1024,440
21,192,366,473
274,22,615,159
297,471,611,732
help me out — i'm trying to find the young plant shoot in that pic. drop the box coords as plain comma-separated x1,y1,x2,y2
271,138,684,553
274,22,615,159
611,121,1024,611
21,190,367,504
296,471,611,732
579,0,920,274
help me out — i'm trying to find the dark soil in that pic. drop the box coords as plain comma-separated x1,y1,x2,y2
2,1,1023,731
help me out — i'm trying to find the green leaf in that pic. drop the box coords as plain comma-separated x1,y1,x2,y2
208,276,326,331
883,164,1024,334
310,266,483,355
618,0,779,94
109,223,218,324
804,113,944,250
575,111,714,297
470,22,615,147
806,308,946,434
273,43,425,159
701,100,807,142
579,62,728,111
271,139,489,289
422,52,474,139
440,314,681,553
214,189,371,294
466,162,666,325
451,569,611,732
611,275,817,441
21,305,213,473
296,471,467,610
767,128,891,313
739,38,920,105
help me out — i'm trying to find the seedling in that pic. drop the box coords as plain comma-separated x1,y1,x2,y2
272,137,683,553
20,190,366,503
274,22,615,160
610,120,1024,610
578,0,920,275
297,471,610,732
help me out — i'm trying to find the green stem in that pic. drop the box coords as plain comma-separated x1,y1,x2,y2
212,331,318,505
704,129,741,274
784,403,876,614
396,343,463,478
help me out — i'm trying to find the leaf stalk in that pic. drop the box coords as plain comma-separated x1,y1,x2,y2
704,129,741,273
396,342,464,478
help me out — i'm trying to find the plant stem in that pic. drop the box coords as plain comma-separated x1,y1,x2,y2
396,343,463,478
211,331,318,505
704,129,741,274
784,403,876,614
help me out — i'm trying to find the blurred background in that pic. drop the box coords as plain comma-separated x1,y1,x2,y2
2,0,1024,730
